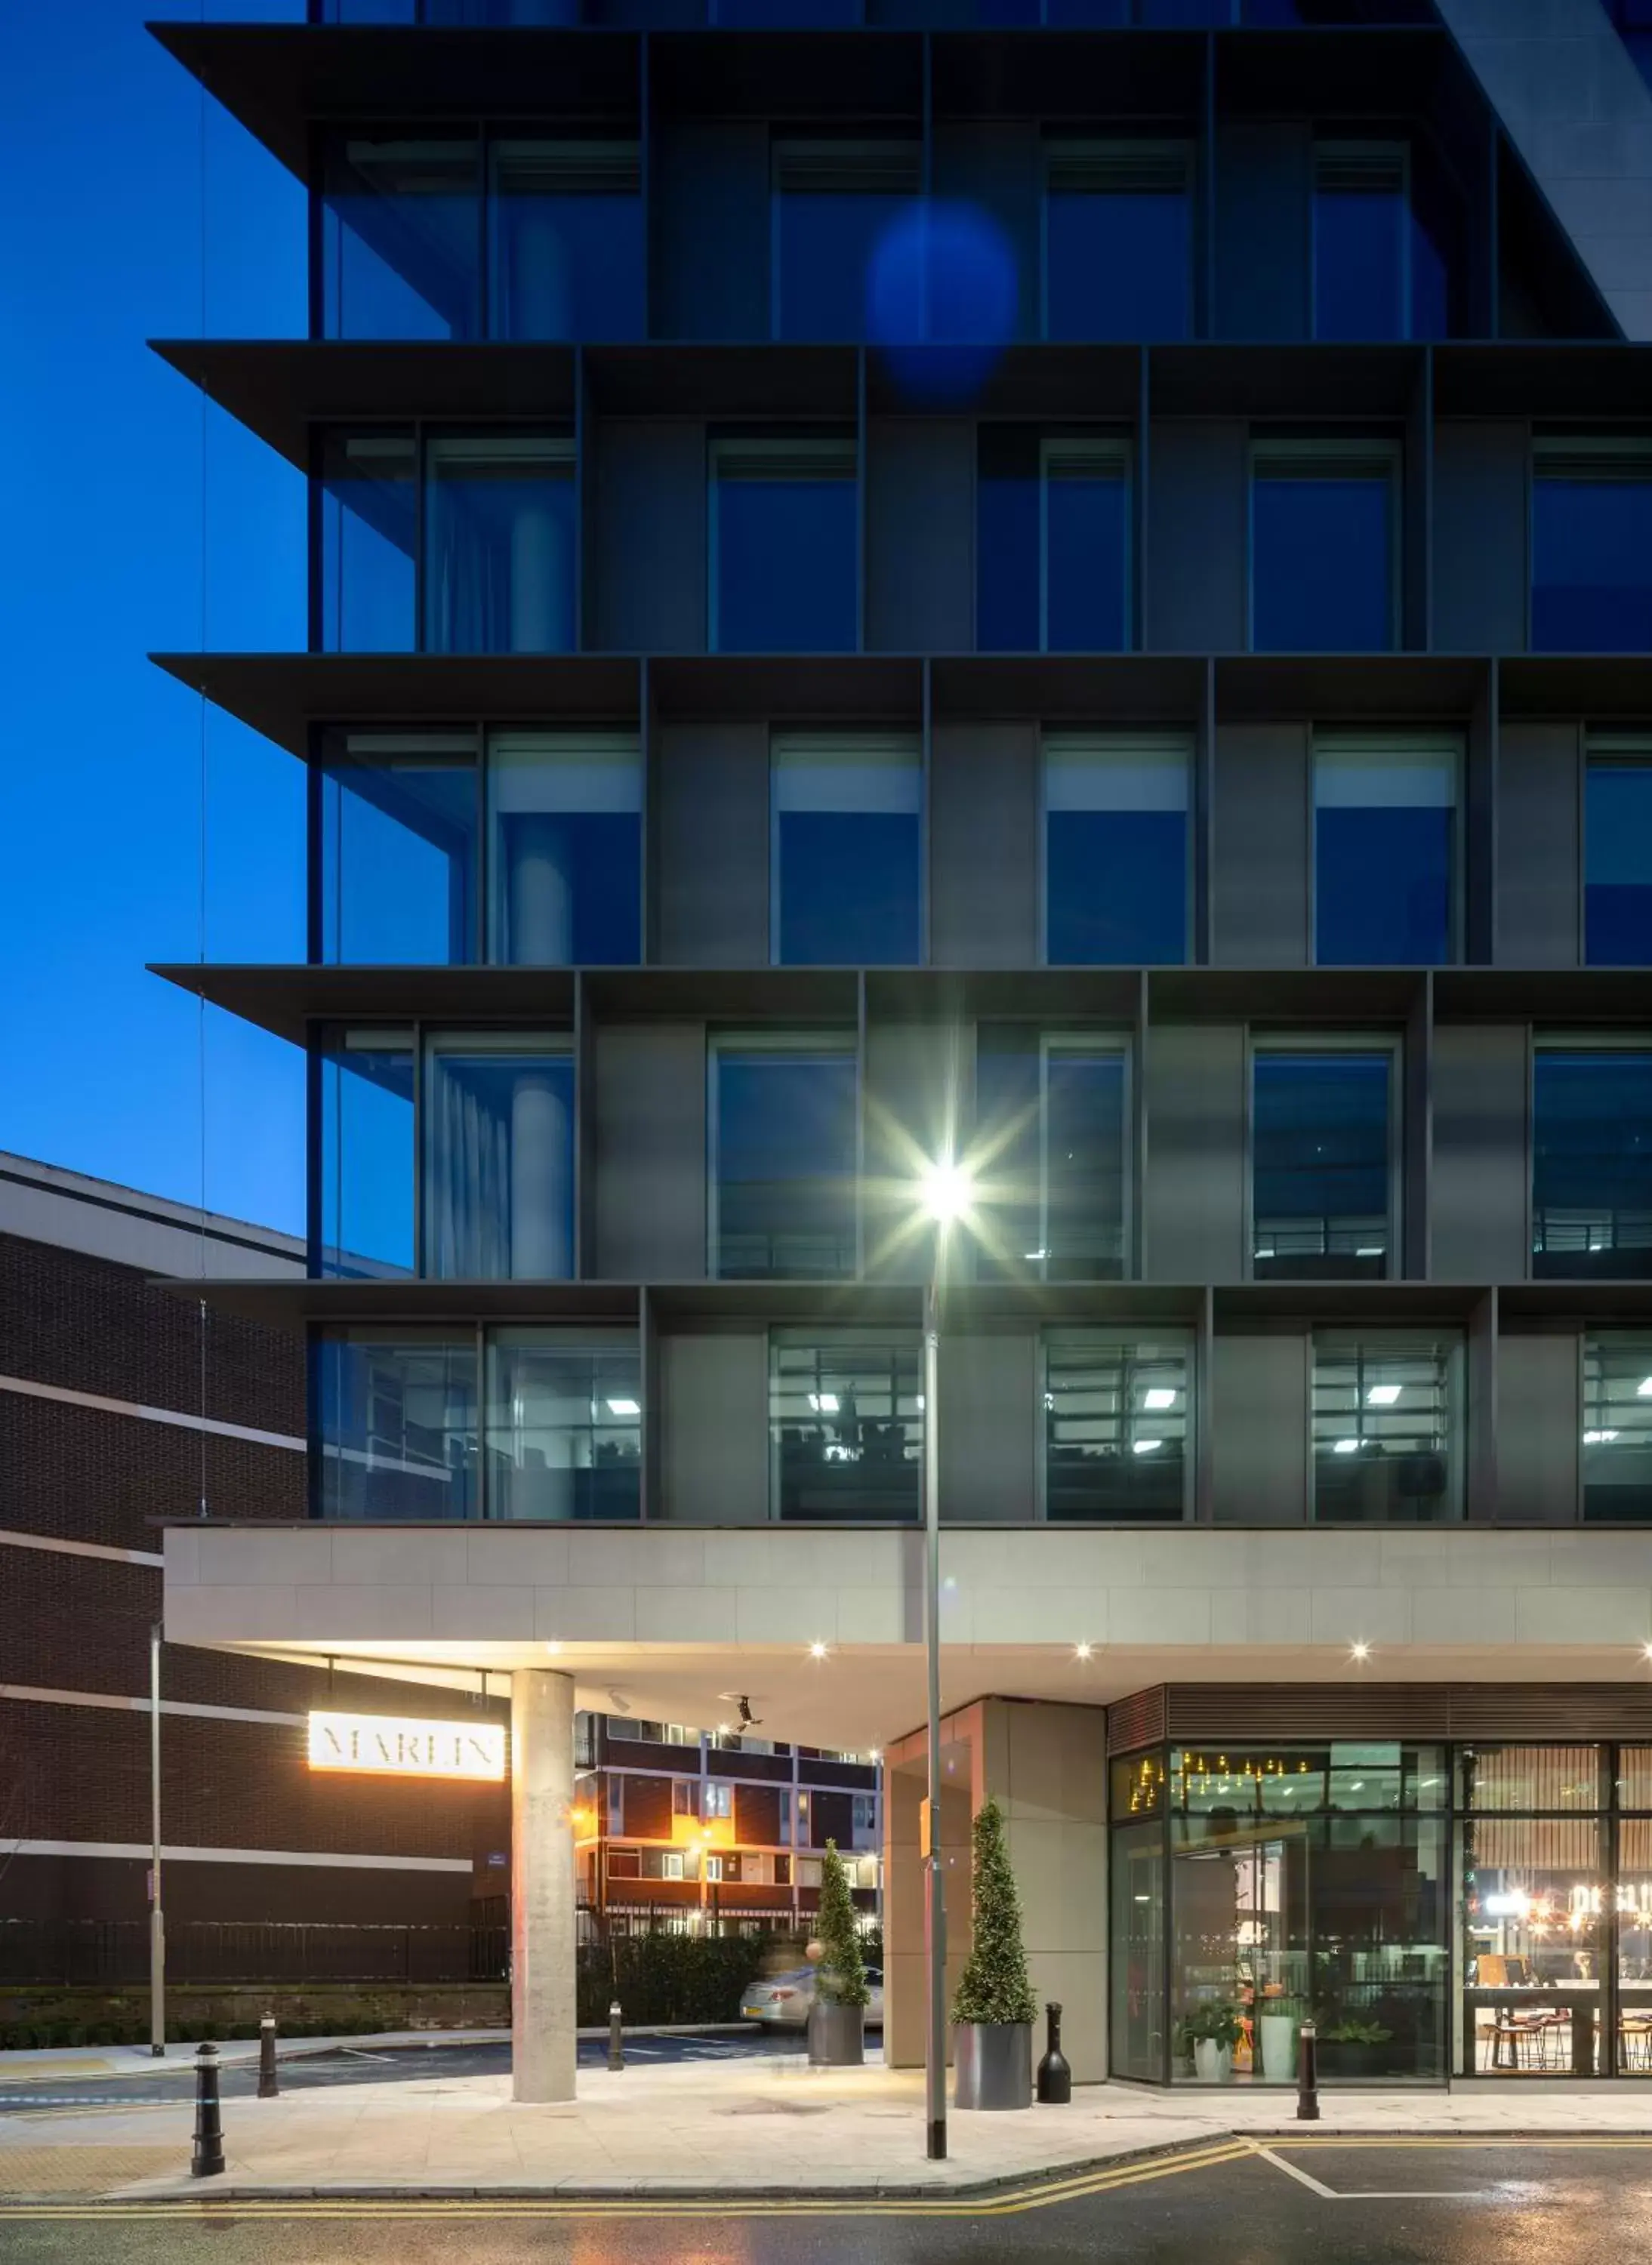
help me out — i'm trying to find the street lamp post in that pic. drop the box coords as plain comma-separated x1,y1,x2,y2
916,1155,973,2165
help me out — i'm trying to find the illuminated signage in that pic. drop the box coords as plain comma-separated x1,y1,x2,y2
307,1710,507,1783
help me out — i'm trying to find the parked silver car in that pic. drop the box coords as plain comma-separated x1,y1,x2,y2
741,1965,884,2030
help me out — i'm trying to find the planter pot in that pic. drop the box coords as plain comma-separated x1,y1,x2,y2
807,2000,865,2068
1259,2014,1299,2084
1192,2038,1234,2085
953,2022,1033,2111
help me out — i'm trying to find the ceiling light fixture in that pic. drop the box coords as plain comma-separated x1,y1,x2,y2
1333,1438,1361,1455
607,1397,640,1417
1367,1384,1402,1407
1133,1438,1163,1455
1142,1388,1177,1412
1638,1378,1652,1399
1350,1641,1371,1663
1074,1641,1093,1663
809,1641,829,1661
809,1392,840,1414
1586,1430,1620,1446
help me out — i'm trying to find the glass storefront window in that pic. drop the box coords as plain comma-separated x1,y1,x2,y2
1111,1820,1167,2083
1461,1826,1607,2075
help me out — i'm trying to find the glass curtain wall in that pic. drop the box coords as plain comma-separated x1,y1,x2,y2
1043,734,1190,966
424,434,577,652
1531,441,1652,652
486,731,643,965
321,133,481,339
316,1327,641,1521
1313,736,1458,965
974,1027,1131,1280
769,1331,923,1520
771,137,921,339
709,433,858,652
1043,1331,1191,1520
1310,1332,1462,1523
710,1033,859,1280
318,731,480,964
1250,440,1399,652
770,734,921,966
1042,139,1193,341
1251,1043,1398,1279
319,430,418,652
1585,741,1652,966
488,138,645,341
317,1028,417,1278
1531,1043,1652,1279
1310,139,1459,342
977,430,1133,652
1583,1334,1652,1522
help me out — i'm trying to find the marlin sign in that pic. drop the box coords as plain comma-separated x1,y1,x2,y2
307,1709,507,1782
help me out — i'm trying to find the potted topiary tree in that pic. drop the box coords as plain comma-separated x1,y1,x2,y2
808,1839,868,2066
951,1798,1038,2110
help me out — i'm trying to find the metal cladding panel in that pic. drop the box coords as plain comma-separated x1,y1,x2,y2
929,722,1038,969
1142,1022,1247,1285
1212,1331,1308,1527
1106,1686,1168,1758
1212,723,1309,966
655,720,770,965
1213,122,1311,343
931,119,1040,344
1429,1022,1530,1285
937,1327,1037,1524
658,1330,771,1525
1496,1330,1582,1527
865,421,975,655
654,119,772,342
1432,421,1530,655
1496,720,1581,967
591,420,707,654
1167,1685,1451,1742
1445,1687,1652,1741
1145,421,1248,655
592,1021,708,1281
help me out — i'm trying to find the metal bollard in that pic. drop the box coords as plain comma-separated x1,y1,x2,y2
257,2011,279,2100
608,2000,624,2072
191,2042,226,2177
1296,2022,1320,2122
1036,2001,1071,2105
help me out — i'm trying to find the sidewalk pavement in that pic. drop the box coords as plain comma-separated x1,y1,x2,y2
5,2051,1652,2203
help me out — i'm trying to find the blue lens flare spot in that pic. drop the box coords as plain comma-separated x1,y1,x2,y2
867,201,1018,403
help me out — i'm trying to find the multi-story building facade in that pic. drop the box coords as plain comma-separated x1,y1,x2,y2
152,0,1652,2099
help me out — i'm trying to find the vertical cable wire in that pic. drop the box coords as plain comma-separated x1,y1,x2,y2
196,19,210,1519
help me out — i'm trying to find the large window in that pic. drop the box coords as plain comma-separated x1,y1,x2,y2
975,1028,1131,1280
317,1327,640,1522
1043,138,1192,341
1044,733,1190,966
318,731,479,965
486,732,642,966
1583,1334,1652,1524
483,1330,641,1521
771,734,921,966
1250,439,1398,653
424,433,576,654
321,133,481,341
1251,1042,1398,1280
487,138,645,342
769,1331,922,1521
316,1025,575,1280
316,1330,478,1522
772,137,920,341
1585,739,1652,966
1311,1332,1461,1524
1532,441,1652,653
978,430,1133,652
1313,735,1458,965
1531,1043,1652,1279
317,427,575,654
1043,1332,1190,1521
710,1034,859,1280
709,433,858,652
1311,139,1456,342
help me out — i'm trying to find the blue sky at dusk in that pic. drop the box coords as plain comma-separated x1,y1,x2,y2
2,0,310,1233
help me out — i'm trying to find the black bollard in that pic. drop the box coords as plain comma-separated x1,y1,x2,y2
257,2011,279,2100
608,2000,624,2072
1036,2001,1072,2105
1296,2021,1320,2122
191,2042,225,2177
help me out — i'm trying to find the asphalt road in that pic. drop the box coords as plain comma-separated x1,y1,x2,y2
5,2144,1652,2263
0,2029,811,2113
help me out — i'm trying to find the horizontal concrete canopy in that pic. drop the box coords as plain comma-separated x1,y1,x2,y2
162,1524,1652,1752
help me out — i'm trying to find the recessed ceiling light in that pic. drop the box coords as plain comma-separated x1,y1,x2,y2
1142,1388,1177,1412
868,1749,882,1764
544,1641,562,1654
809,1641,829,1661
1133,1438,1163,1456
809,1393,840,1414
606,1397,641,1417
1075,1642,1093,1663
1367,1385,1402,1407
1585,1430,1620,1447
1638,1378,1652,1399
1350,1641,1371,1663
1333,1438,1361,1455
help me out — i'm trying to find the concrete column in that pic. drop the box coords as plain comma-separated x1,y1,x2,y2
512,1668,577,2103
510,489,566,655
881,1735,972,2071
507,814,574,965
510,1071,571,1280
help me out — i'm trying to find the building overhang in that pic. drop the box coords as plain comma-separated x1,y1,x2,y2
162,1522,1652,1755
